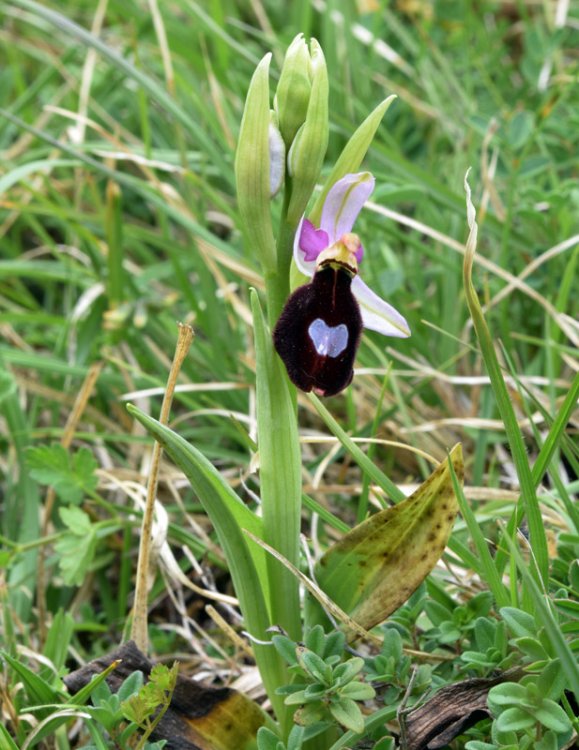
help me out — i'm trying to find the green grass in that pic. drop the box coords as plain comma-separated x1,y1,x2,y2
1,1,578,748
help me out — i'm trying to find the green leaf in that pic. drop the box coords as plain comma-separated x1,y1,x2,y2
487,682,527,708
339,681,375,701
287,725,308,750
15,709,96,748
0,159,78,195
303,684,327,701
1,651,63,707
54,507,97,585
272,635,299,667
27,445,98,504
304,625,325,655
425,600,453,627
125,405,288,724
515,636,547,661
534,731,559,750
0,370,17,403
450,455,509,608
298,650,331,684
329,697,364,734
69,658,123,707
314,445,463,632
117,671,144,703
534,699,572,733
501,534,579,704
500,607,536,638
332,658,364,686
506,111,534,150
43,609,74,675
285,689,310,705
257,727,283,750
0,724,20,750
537,659,566,701
495,706,535,732
463,176,548,585
475,618,498,652
295,702,326,726
553,598,579,618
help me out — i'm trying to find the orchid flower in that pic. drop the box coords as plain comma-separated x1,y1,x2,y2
294,172,411,338
274,172,410,396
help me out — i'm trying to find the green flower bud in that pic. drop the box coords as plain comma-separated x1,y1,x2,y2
285,39,328,227
235,53,276,272
275,33,312,146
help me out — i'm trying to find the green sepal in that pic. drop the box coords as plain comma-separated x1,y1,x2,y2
309,95,396,227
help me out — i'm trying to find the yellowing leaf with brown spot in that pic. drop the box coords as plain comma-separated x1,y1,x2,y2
315,444,463,632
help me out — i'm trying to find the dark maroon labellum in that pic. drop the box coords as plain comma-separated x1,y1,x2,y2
273,265,363,396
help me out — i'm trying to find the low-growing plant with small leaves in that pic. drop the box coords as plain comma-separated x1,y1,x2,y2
80,663,178,750
423,591,495,650
466,673,575,750
270,625,375,736
365,627,430,705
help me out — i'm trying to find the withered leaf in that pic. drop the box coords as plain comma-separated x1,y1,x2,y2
65,641,266,750
314,444,463,633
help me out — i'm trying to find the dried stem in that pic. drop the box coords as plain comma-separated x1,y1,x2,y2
130,323,194,653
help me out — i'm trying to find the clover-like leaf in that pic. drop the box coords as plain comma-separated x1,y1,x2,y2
54,507,97,586
27,444,98,504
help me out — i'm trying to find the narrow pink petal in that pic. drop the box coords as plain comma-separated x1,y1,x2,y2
352,276,411,338
320,172,375,242
300,219,329,261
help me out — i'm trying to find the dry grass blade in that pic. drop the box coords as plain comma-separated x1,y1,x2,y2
131,323,194,653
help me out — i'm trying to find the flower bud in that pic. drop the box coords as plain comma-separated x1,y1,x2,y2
285,39,329,227
275,34,312,147
235,53,276,272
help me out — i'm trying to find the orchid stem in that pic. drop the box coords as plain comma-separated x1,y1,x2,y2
266,187,295,328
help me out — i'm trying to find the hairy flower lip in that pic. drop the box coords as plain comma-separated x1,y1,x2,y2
293,172,411,339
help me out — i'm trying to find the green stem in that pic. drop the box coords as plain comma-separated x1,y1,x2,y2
265,186,296,329
251,291,302,738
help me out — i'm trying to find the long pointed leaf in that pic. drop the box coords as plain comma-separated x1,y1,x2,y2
314,445,463,632
126,406,287,722
1,652,63,708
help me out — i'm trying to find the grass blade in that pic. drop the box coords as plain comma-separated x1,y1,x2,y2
463,173,548,585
